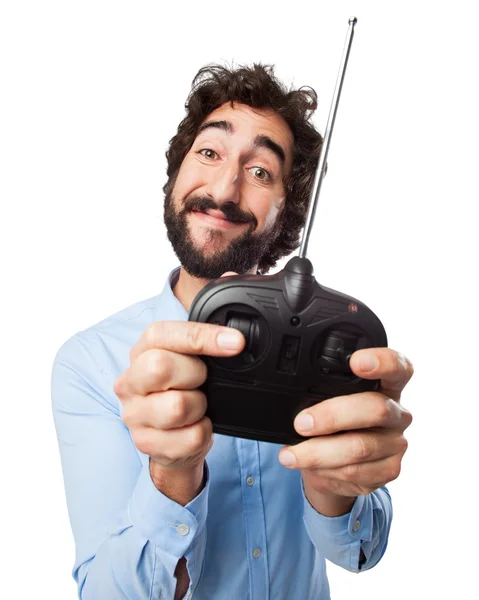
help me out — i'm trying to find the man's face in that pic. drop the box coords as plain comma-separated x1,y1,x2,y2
164,102,294,279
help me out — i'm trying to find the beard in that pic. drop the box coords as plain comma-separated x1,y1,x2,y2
164,187,279,280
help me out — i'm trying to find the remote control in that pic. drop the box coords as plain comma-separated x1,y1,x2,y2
189,18,388,445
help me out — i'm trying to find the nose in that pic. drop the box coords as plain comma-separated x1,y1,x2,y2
205,162,241,206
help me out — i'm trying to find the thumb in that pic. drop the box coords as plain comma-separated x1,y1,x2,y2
220,271,238,277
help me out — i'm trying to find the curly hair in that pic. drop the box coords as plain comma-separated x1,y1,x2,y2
163,63,323,273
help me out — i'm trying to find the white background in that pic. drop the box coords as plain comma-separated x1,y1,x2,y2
1,0,478,598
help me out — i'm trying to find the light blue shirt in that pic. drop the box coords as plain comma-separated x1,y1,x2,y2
51,268,392,600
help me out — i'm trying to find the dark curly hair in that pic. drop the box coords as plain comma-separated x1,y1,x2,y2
163,63,322,273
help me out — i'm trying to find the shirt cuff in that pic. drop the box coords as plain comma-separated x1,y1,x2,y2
301,481,374,572
128,460,210,561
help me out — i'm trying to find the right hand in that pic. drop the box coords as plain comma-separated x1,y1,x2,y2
113,319,245,471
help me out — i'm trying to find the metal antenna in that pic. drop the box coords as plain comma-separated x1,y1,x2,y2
298,17,358,259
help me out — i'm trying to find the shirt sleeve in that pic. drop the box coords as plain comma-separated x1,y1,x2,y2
51,334,209,599
301,481,392,573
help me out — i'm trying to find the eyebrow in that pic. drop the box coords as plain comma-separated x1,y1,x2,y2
197,120,233,135
197,120,286,166
254,134,285,166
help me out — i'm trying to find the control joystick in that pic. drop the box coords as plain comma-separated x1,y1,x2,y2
321,330,357,368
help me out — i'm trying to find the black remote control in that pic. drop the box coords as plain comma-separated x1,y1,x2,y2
189,18,388,445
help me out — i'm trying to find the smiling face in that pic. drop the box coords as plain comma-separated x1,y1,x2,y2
164,102,294,279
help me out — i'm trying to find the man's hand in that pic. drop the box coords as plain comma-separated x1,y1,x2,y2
278,348,414,517
113,319,245,504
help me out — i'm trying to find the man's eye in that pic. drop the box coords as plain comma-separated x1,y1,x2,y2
199,149,219,160
249,167,271,181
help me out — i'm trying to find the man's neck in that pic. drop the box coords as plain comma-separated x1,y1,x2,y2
173,265,259,313
173,267,210,312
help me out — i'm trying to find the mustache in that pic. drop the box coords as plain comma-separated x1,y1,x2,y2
182,197,257,228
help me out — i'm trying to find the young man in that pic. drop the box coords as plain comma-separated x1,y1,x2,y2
52,64,413,600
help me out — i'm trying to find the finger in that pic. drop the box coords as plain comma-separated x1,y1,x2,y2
130,320,245,363
121,389,207,430
293,392,412,437
115,349,207,398
349,347,414,400
131,416,213,465
306,454,404,491
221,271,238,277
279,430,408,470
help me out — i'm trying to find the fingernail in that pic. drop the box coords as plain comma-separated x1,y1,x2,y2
217,330,242,350
359,355,379,372
295,413,314,432
279,450,297,467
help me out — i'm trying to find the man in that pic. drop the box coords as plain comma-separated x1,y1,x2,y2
52,64,413,599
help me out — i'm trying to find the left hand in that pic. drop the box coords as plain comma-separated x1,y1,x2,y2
278,347,414,514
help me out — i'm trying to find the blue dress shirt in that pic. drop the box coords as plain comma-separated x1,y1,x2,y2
51,268,392,600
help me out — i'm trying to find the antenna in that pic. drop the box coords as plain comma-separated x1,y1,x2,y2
298,17,358,259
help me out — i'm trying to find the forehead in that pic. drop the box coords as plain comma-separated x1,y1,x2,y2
199,102,294,158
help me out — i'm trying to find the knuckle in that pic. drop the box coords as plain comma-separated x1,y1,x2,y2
169,390,188,423
196,390,208,414
188,426,207,453
145,322,162,346
320,401,337,433
372,395,392,424
397,351,414,380
342,462,361,482
403,408,413,428
146,349,172,382
186,419,212,454
187,323,206,354
397,435,409,456
392,349,402,372
186,357,207,388
121,404,136,428
196,359,208,386
386,456,402,482
145,349,163,373
128,345,137,364
113,376,126,399
132,429,156,456
379,348,402,378
352,433,375,461
406,359,414,380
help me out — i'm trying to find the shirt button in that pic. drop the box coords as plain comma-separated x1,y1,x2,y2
176,524,190,536
246,476,255,486
353,520,361,532
252,548,261,559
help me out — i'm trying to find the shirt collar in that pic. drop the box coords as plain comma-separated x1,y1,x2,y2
154,266,189,322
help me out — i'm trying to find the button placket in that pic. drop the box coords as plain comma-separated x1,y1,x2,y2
237,438,269,600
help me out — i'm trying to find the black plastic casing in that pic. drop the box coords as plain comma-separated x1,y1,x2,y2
188,256,388,445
